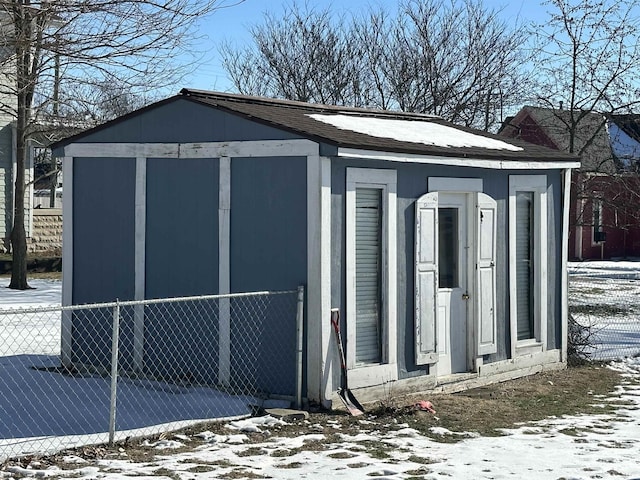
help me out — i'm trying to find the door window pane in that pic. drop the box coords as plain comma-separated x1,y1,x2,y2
516,191,534,340
438,207,458,288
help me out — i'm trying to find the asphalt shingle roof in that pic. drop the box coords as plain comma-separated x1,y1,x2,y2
181,89,577,162
53,89,578,164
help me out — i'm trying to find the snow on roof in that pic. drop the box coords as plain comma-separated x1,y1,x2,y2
607,120,640,166
308,113,524,152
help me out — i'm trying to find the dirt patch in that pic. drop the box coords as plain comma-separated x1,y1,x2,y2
0,251,62,276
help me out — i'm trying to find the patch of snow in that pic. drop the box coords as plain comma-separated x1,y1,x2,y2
61,455,88,464
225,434,249,444
225,415,286,433
142,439,184,449
6,465,63,477
394,427,420,437
0,279,62,308
429,426,455,436
308,113,525,151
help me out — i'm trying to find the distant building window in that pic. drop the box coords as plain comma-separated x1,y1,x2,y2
592,196,605,244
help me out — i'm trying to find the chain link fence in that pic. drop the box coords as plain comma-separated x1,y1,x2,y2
569,265,640,362
0,288,302,461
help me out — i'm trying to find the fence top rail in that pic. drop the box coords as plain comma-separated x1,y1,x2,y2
0,288,300,315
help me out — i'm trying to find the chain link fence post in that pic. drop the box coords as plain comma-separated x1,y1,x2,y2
108,300,121,445
295,285,305,410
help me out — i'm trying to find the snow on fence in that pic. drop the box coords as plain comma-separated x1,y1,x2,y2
0,288,302,461
568,263,640,361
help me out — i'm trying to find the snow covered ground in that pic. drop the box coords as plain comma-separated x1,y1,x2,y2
0,358,639,479
0,279,256,461
1,266,640,478
568,260,640,360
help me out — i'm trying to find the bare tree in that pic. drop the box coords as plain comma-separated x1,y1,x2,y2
62,79,153,125
0,0,240,290
528,0,640,257
530,0,640,157
221,3,367,106
220,0,529,130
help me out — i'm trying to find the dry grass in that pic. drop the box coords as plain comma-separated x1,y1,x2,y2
366,363,625,439
0,271,62,280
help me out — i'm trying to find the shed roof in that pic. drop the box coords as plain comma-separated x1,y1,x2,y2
53,89,579,164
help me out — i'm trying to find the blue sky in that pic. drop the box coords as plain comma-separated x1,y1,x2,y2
183,0,549,92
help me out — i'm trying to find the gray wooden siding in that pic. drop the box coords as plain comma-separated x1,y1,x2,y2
145,157,219,299
0,123,13,240
73,98,304,145
230,156,307,292
230,156,307,395
141,157,221,385
73,157,136,304
331,159,564,380
71,157,136,370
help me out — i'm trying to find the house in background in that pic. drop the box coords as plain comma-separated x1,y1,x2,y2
0,82,18,252
500,106,640,260
0,124,66,253
52,89,578,408
0,87,63,252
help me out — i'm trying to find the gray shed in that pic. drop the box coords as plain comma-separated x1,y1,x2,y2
52,89,580,407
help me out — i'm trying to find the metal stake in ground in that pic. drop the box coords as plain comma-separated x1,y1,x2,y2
330,308,365,416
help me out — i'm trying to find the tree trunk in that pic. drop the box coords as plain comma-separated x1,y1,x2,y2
9,138,30,289
10,8,31,291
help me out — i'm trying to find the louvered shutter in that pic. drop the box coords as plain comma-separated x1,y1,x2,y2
476,193,497,355
355,188,382,364
516,191,534,340
415,192,438,365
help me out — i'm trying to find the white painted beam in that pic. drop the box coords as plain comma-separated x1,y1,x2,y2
560,168,572,362
63,139,319,160
218,157,231,386
133,155,147,373
338,148,580,170
306,152,330,404
61,156,73,367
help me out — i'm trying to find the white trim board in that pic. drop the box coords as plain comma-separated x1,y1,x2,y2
61,156,73,367
306,154,332,405
218,157,231,386
133,157,147,372
560,168,572,362
345,167,398,388
338,148,580,170
508,174,548,357
62,139,319,159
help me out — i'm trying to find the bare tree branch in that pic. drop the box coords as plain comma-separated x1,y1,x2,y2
219,0,529,131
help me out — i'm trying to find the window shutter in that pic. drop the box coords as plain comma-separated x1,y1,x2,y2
476,192,497,355
355,188,382,365
516,192,534,340
415,192,438,365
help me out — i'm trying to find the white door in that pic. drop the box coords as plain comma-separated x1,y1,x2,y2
415,190,497,370
436,193,470,375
